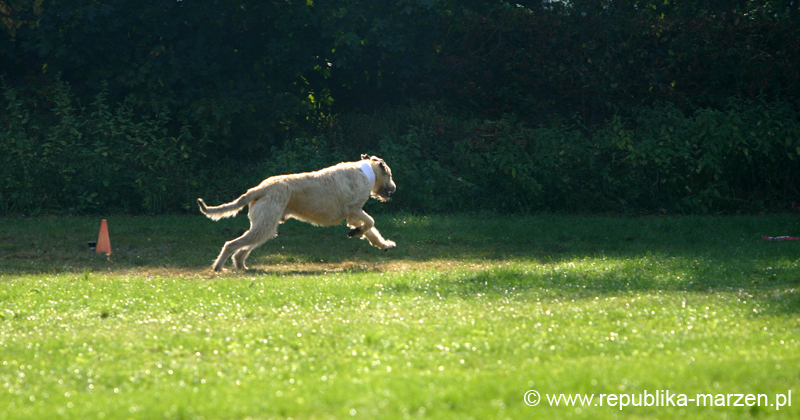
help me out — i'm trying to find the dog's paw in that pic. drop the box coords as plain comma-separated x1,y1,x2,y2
348,227,364,238
382,240,397,251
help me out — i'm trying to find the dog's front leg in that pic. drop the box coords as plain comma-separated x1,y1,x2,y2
346,210,375,238
363,227,396,251
347,210,396,251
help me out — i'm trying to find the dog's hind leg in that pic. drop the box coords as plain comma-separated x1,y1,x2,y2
212,233,253,271
232,248,253,270
212,221,278,271
212,197,285,271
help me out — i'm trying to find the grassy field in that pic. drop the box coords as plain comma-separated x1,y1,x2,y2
0,213,799,419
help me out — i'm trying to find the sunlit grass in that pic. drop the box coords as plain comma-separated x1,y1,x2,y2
0,214,798,419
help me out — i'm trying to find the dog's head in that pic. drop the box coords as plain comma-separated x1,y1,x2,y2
362,154,396,202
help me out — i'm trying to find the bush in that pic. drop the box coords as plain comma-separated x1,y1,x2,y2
321,100,800,214
2,83,798,215
0,78,207,214
599,99,800,213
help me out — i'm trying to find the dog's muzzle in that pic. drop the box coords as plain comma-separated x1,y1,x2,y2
375,182,396,201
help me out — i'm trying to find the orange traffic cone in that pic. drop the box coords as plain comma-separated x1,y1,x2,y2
96,219,112,254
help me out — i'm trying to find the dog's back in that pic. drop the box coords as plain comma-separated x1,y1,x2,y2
280,162,372,226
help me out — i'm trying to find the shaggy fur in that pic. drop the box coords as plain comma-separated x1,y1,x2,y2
197,155,397,271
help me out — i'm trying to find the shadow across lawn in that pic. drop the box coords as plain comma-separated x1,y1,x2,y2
1,215,798,306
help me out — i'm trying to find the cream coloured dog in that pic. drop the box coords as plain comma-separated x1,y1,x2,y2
198,155,397,271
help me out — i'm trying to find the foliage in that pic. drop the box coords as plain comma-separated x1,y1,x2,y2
1,1,799,215
2,0,448,159
2,80,798,215
0,0,43,40
0,78,206,213
323,99,800,214
600,99,800,213
432,0,800,123
4,0,797,146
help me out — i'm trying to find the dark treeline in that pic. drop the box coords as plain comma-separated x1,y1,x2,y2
2,0,799,214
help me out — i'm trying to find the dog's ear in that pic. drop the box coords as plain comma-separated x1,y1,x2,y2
368,156,385,170
361,154,370,160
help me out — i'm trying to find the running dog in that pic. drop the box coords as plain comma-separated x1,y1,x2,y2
197,155,397,271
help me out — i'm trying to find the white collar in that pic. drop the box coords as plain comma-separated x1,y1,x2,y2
359,161,376,189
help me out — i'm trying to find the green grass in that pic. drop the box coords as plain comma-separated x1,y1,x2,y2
0,213,799,419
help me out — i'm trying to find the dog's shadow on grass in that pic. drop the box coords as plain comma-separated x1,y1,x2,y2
240,262,382,277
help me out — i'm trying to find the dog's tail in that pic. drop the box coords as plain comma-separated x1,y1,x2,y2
197,189,264,221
